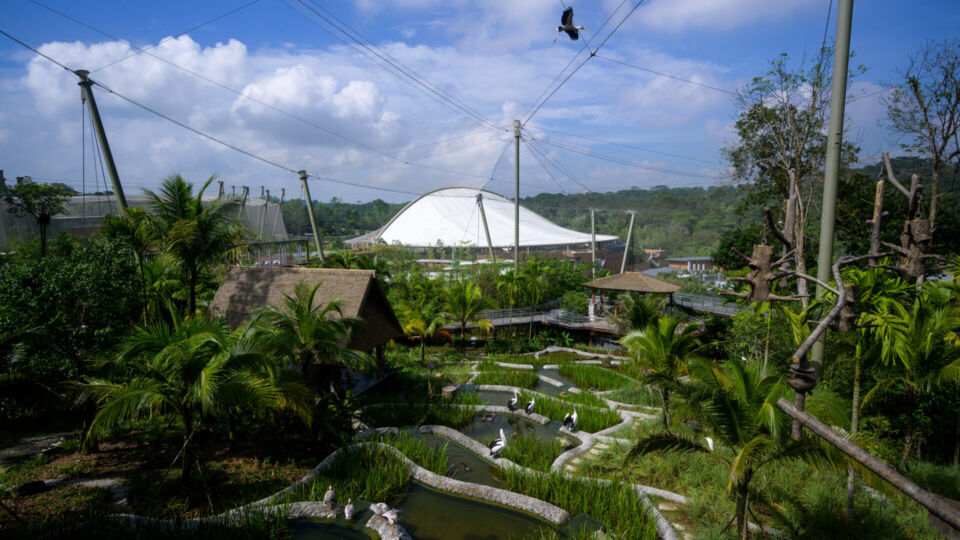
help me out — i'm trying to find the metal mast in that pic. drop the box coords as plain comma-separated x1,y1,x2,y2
76,70,127,211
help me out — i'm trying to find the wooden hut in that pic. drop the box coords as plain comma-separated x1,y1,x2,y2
209,266,402,352
581,272,682,316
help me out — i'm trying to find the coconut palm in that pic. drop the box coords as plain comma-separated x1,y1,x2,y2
144,174,246,316
255,280,372,393
626,358,851,540
444,279,487,352
401,301,446,363
497,269,526,338
81,310,311,484
612,292,664,333
620,315,700,427
520,258,551,338
861,287,960,468
101,207,154,322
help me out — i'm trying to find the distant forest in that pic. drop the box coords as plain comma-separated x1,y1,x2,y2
278,156,959,258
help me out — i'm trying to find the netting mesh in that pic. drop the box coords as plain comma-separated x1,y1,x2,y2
0,195,288,250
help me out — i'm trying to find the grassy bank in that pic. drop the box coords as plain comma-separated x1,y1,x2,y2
472,370,539,389
479,432,564,472
557,365,633,391
361,391,484,428
516,391,621,433
500,468,656,539
605,386,661,407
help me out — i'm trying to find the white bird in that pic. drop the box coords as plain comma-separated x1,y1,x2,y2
554,7,589,43
370,502,389,515
489,428,507,458
507,389,519,411
562,407,578,431
382,508,400,525
323,485,335,505
525,395,535,415
344,499,354,520
705,437,715,452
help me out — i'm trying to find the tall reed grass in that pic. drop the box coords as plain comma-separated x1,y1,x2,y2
557,364,633,391
472,370,539,389
479,431,564,472
517,390,621,433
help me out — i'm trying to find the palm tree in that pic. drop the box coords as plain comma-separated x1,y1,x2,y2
838,267,910,514
444,279,486,352
144,174,246,316
497,269,525,339
861,288,960,468
81,311,310,484
401,301,446,363
101,207,153,322
612,292,664,333
520,258,551,338
620,315,700,427
626,358,850,540
255,280,372,393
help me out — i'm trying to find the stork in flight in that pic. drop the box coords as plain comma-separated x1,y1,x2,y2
555,7,588,43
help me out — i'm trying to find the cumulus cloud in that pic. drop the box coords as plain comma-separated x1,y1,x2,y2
630,0,819,32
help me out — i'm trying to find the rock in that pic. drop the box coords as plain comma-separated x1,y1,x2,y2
441,385,458,399
657,502,679,512
17,480,49,496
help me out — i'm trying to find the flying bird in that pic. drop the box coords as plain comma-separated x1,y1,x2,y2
554,7,588,43
344,499,354,520
507,389,519,410
525,395,536,415
562,406,578,431
323,485,335,505
489,428,507,458
382,508,400,525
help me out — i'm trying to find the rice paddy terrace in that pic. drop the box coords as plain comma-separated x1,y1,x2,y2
59,348,695,539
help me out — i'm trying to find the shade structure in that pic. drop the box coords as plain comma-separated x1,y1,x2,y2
346,187,618,249
582,272,681,294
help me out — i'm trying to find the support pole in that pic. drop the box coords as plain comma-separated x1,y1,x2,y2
217,180,224,199
514,119,521,270
271,188,285,242
621,210,635,274
258,189,268,240
76,70,127,211
590,208,597,277
477,193,496,261
802,0,853,439
299,170,324,263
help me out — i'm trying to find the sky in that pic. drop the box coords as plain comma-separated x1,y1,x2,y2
1,0,958,204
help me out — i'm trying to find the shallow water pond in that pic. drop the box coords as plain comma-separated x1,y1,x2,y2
460,413,578,450
395,482,554,540
293,519,372,539
417,433,502,487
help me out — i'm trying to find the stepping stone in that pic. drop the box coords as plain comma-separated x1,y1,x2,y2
589,448,603,456
657,502,679,512
571,458,582,464
596,443,609,449
673,523,685,531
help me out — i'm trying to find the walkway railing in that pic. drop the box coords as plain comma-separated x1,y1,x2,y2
672,292,743,317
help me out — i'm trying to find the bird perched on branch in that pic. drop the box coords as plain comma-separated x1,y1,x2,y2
555,7,588,42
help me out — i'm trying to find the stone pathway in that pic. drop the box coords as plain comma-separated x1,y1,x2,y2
0,432,71,473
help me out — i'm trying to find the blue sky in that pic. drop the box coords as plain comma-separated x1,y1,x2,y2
1,0,958,203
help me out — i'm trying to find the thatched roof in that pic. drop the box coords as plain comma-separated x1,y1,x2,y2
582,272,682,294
209,266,402,351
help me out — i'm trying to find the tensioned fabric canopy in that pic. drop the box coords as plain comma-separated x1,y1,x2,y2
350,187,618,248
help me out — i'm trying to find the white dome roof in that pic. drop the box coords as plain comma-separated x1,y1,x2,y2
366,187,618,248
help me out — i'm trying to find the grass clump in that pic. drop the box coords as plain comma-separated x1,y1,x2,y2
605,386,661,407
500,469,656,539
6,511,293,540
558,364,633,391
365,431,448,475
553,390,608,409
517,391,621,433
472,369,539,389
361,389,483,429
294,445,410,506
479,432,564,472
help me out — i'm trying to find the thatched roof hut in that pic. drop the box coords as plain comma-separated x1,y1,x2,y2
582,272,682,294
209,266,402,351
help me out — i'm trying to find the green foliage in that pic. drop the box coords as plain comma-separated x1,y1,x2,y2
1,176,74,256
516,390,621,433
712,223,766,271
500,469,657,539
481,431,564,472
472,369,539,389
560,291,588,314
365,431,449,475
557,364,633,391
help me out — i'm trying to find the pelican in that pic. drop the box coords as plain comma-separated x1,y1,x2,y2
507,389,519,410
370,502,389,515
323,485,335,505
562,406,578,431
489,428,507,458
344,499,354,520
554,7,588,43
525,395,535,415
382,508,400,525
